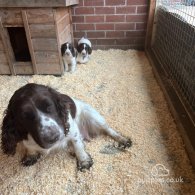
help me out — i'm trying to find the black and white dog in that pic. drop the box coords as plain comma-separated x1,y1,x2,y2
77,37,92,64
61,42,77,73
1,83,132,171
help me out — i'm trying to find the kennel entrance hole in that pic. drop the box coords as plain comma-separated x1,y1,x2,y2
7,27,31,62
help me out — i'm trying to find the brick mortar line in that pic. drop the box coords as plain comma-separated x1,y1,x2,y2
73,5,148,9
74,35,145,38
72,13,148,16
73,29,146,32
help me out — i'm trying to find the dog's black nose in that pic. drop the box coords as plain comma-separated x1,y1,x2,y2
41,132,60,144
43,134,60,144
65,52,70,56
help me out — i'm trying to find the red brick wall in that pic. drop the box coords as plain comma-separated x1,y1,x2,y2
71,0,149,50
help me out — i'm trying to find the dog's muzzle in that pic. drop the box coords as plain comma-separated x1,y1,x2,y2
38,128,61,148
65,51,71,56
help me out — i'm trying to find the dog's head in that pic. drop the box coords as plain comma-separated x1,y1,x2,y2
77,38,92,57
77,43,92,57
1,83,76,155
61,42,76,57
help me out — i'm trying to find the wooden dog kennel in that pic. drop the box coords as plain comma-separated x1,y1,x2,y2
0,0,78,75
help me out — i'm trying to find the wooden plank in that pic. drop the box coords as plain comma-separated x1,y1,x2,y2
57,14,70,34
14,62,32,66
30,24,56,38
14,62,33,74
68,7,74,44
0,8,23,26
0,51,8,63
0,19,15,75
0,64,11,74
27,9,54,24
22,10,38,74
3,24,23,27
36,63,62,75
54,9,64,74
59,26,72,45
32,38,58,51
145,0,156,49
55,8,68,21
34,51,59,64
0,40,4,50
66,0,79,6
0,0,79,7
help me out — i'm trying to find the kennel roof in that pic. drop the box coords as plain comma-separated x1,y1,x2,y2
0,0,79,7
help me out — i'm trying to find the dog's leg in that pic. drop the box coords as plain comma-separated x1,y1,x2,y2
102,126,132,149
81,103,132,149
64,62,69,72
70,59,76,73
21,148,41,166
71,138,93,171
62,57,69,72
70,124,93,171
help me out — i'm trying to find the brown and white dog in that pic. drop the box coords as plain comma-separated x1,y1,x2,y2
1,83,131,171
61,42,77,73
77,37,92,64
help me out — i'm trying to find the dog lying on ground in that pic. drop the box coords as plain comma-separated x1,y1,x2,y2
77,37,92,64
61,42,77,73
1,83,131,171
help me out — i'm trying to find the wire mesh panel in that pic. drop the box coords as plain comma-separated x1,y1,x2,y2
152,0,195,113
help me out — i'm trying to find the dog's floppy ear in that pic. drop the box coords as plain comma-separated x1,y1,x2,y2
70,44,76,57
49,87,76,135
1,87,29,155
87,45,92,55
77,43,83,53
48,87,76,120
61,43,66,56
1,107,19,155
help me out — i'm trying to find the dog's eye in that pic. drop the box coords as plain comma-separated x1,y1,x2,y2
38,99,54,113
41,102,54,113
45,105,53,113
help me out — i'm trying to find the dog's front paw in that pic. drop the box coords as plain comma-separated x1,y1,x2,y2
70,69,76,74
118,138,132,150
21,154,41,166
77,154,93,172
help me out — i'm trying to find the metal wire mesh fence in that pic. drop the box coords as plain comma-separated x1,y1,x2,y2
152,0,195,113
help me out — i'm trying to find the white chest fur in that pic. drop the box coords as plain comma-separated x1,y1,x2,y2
77,53,90,64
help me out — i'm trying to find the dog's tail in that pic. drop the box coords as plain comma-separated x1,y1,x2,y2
84,32,87,39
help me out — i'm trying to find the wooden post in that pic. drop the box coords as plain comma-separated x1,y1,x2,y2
53,9,64,75
22,10,38,74
68,7,74,45
0,18,15,75
145,0,156,50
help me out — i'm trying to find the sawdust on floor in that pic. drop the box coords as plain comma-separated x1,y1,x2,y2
0,50,194,194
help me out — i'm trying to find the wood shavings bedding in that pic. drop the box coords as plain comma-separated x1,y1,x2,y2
0,50,194,194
